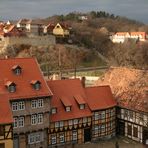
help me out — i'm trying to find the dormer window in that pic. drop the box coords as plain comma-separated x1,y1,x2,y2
60,97,72,112
80,104,85,110
12,65,22,75
74,95,86,110
51,108,57,114
5,81,16,93
30,80,41,90
66,106,71,112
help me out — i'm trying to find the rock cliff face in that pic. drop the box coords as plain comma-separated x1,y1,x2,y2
95,67,148,112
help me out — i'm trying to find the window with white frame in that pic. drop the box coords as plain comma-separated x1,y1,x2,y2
51,108,57,114
37,114,43,124
59,133,64,143
35,133,41,143
51,135,56,145
55,122,59,128
80,104,85,109
13,117,18,128
31,100,38,109
74,119,78,125
12,102,18,111
31,114,37,125
101,124,105,132
28,134,35,144
13,117,24,128
94,125,99,134
31,99,44,109
66,106,71,112
83,117,87,123
68,120,73,126
18,117,24,127
101,111,105,119
18,101,25,110
38,99,43,108
94,112,99,120
15,68,21,75
59,121,64,127
72,130,77,141
28,132,43,144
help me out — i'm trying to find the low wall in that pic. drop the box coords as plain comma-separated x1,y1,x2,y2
4,35,55,46
0,35,56,53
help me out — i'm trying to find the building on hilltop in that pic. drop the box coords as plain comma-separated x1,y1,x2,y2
111,32,148,43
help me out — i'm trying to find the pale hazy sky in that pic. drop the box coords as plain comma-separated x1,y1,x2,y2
0,0,148,24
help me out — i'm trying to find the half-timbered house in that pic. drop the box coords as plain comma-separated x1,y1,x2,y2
96,67,148,145
47,79,116,147
0,58,53,148
47,79,92,147
0,95,13,148
85,86,116,141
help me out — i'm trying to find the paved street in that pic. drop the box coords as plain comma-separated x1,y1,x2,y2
62,137,147,148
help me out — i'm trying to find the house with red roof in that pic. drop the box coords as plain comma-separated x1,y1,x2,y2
0,57,53,148
85,86,117,141
0,94,13,148
47,79,116,146
96,67,148,145
111,32,148,43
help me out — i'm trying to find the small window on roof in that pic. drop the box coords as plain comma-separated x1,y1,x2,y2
51,108,57,114
66,106,71,112
30,80,41,90
74,95,86,110
80,104,85,110
60,97,72,112
12,65,22,75
5,81,16,93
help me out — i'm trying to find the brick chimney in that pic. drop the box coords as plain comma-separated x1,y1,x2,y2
5,55,9,59
81,76,86,88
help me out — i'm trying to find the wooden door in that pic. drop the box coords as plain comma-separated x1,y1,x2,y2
84,128,91,142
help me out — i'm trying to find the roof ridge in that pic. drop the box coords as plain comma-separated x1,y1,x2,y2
86,85,110,89
0,57,36,60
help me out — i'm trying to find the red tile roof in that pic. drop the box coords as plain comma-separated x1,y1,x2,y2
47,79,92,122
60,96,72,107
96,67,148,112
85,86,116,111
74,95,86,105
0,94,13,124
0,58,52,100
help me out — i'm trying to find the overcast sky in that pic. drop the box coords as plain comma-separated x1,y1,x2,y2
0,0,148,24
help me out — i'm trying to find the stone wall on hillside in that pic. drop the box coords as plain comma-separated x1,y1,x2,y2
0,35,56,53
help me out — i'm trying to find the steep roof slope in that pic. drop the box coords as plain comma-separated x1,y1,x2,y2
0,57,52,100
0,94,13,124
47,79,92,122
85,86,116,111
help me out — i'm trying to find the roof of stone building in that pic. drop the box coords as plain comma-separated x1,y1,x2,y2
96,67,148,112
0,57,52,100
